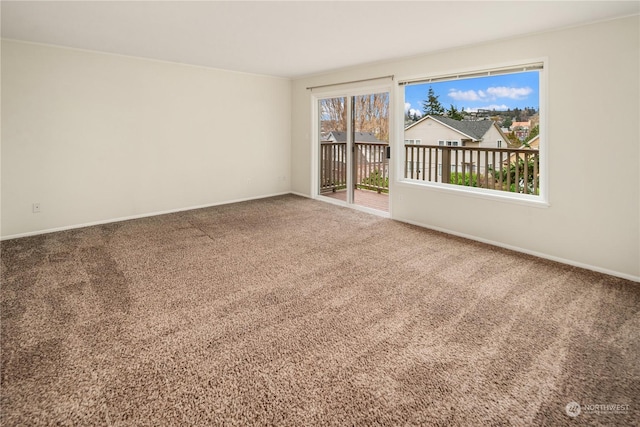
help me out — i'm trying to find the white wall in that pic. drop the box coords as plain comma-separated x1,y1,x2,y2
1,40,292,237
292,16,640,281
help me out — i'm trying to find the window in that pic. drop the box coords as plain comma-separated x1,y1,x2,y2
438,140,460,147
404,139,422,145
400,62,543,199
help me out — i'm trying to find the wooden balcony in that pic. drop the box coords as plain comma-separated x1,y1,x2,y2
323,188,389,212
320,142,389,193
318,142,539,212
405,144,540,195
319,141,390,212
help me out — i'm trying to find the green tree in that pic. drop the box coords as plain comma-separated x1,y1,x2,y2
493,158,539,194
526,124,539,142
506,131,520,146
451,172,478,187
513,107,521,122
502,117,513,128
446,104,464,121
422,86,445,116
360,169,389,193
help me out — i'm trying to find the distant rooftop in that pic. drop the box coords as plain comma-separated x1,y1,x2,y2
405,115,495,141
325,131,385,144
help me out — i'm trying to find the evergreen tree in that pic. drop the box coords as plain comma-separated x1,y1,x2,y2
513,107,521,122
446,104,464,121
523,124,539,146
422,87,445,116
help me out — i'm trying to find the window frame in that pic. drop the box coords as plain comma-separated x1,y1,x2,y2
310,80,395,216
438,140,461,147
395,59,549,208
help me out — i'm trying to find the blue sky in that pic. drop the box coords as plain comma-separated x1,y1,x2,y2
404,71,539,116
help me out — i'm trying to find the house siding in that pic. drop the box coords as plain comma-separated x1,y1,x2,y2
404,119,470,145
478,125,507,148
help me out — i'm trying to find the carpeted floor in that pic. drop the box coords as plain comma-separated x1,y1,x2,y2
1,194,638,426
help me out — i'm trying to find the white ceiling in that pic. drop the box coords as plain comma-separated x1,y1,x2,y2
2,1,638,78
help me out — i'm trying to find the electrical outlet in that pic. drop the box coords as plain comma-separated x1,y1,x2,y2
32,203,41,213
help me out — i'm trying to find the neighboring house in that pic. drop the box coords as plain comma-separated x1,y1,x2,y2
526,134,539,150
320,131,388,191
322,131,387,168
404,115,509,148
324,131,386,145
502,135,541,194
403,115,512,179
506,134,540,164
511,121,531,140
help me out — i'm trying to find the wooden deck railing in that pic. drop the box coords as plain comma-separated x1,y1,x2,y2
320,142,347,192
320,142,538,196
320,142,389,193
405,144,539,195
355,143,389,193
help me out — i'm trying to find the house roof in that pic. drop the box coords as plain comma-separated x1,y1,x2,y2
326,131,385,144
524,135,539,149
405,115,495,141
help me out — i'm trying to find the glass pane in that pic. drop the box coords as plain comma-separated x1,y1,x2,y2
353,93,389,211
403,70,541,196
318,97,347,200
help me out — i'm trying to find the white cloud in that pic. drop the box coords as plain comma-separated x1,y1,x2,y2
486,86,532,100
405,102,422,117
448,86,533,102
448,89,481,101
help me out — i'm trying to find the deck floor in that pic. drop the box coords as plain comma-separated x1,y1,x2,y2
321,189,389,212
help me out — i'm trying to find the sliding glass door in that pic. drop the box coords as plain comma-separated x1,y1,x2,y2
317,91,389,212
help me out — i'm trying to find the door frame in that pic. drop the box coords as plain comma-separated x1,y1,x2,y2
311,82,394,217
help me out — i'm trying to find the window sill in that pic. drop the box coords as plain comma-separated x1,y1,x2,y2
396,179,550,208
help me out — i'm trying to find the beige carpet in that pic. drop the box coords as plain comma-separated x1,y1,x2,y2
1,195,638,426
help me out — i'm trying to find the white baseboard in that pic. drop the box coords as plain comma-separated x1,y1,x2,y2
1,192,292,241
301,193,637,282
3,192,638,283
395,217,640,283
289,191,310,198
